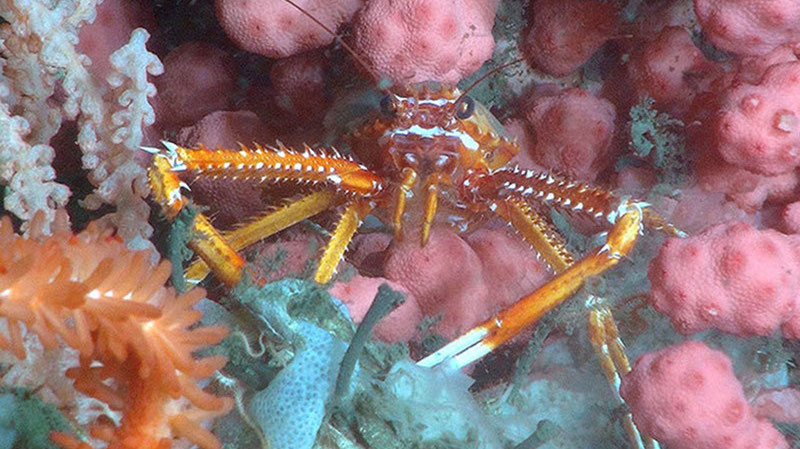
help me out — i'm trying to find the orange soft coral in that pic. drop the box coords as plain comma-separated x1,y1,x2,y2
0,211,232,449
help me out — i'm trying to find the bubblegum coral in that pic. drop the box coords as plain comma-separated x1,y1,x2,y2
649,221,800,338
621,341,788,449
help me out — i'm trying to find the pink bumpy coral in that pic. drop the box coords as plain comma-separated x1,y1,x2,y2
512,88,617,182
694,0,800,56
215,0,363,58
620,341,788,449
628,27,717,114
522,0,618,77
270,50,328,122
783,201,800,233
155,42,237,128
648,221,800,337
376,226,549,339
712,61,800,175
351,0,499,83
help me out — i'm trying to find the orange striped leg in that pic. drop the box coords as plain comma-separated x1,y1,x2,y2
418,200,642,368
314,200,374,284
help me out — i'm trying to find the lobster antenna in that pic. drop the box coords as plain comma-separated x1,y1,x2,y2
281,0,386,88
456,57,526,103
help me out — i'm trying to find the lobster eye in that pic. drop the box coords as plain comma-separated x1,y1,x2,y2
380,94,398,116
455,96,475,119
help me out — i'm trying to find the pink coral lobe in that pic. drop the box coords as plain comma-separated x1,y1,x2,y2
648,221,800,337
512,88,617,182
712,62,800,175
215,0,363,58
522,0,618,77
627,27,718,115
270,50,329,122
694,0,800,56
351,0,499,83
155,42,237,128
621,341,788,449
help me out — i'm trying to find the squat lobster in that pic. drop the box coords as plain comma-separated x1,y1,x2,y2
146,83,679,449
144,82,681,356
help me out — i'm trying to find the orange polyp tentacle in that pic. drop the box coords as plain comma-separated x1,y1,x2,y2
175,143,385,196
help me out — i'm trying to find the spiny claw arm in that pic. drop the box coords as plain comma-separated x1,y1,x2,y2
165,141,385,196
146,141,386,287
314,200,374,284
431,167,663,447
418,200,643,368
474,166,683,236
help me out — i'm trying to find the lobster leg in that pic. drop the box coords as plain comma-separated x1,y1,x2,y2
421,166,679,447
393,167,418,240
589,306,660,449
148,154,246,286
315,200,374,284
185,191,344,284
145,141,385,287
418,198,643,367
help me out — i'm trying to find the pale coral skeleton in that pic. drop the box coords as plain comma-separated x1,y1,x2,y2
144,3,686,448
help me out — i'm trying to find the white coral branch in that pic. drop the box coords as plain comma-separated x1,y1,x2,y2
0,101,70,234
81,28,163,250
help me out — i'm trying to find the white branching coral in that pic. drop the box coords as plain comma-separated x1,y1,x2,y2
0,0,163,249
0,99,70,233
79,28,164,250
